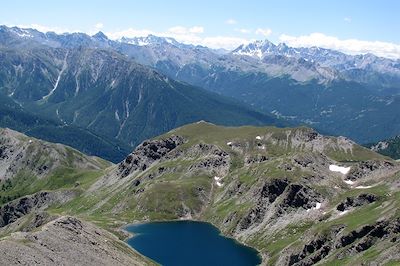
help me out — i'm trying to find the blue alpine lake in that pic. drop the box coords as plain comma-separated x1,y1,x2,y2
125,221,261,266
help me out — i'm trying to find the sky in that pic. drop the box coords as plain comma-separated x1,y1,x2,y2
1,0,400,58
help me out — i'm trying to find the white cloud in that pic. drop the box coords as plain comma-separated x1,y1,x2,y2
106,28,154,39
95,22,104,29
201,36,250,50
189,26,204,34
167,26,187,35
255,28,272,37
225,19,237,25
279,33,400,59
344,17,352,23
236,28,251,34
167,26,203,35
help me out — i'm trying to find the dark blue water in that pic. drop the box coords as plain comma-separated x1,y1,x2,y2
125,221,261,266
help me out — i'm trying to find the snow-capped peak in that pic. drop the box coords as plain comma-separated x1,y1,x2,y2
119,34,180,47
11,27,34,38
232,39,276,59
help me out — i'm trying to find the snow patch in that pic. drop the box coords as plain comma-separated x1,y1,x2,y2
339,210,348,216
227,142,232,146
15,29,33,38
344,180,355,185
256,136,262,140
234,49,263,59
307,202,322,212
214,176,223,187
355,185,373,189
329,164,351,175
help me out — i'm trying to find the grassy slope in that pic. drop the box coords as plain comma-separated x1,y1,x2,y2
0,129,111,205
43,122,399,265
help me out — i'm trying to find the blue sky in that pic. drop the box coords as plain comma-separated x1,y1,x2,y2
2,0,400,57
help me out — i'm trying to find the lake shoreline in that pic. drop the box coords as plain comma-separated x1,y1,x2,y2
121,218,263,266
120,217,263,254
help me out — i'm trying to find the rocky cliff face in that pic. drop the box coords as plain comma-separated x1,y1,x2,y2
0,190,75,228
278,218,400,265
346,160,396,182
117,135,185,178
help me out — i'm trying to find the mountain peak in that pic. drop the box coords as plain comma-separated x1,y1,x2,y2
232,39,276,58
277,42,288,49
92,31,108,40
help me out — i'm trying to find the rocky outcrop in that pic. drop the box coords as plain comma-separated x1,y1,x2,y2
0,190,75,228
117,135,185,178
260,179,290,204
281,219,400,265
245,154,269,165
188,144,230,176
284,128,354,154
346,160,395,181
288,235,333,266
278,184,322,211
336,193,378,212
336,219,400,258
238,179,289,230
237,179,323,232
0,216,153,266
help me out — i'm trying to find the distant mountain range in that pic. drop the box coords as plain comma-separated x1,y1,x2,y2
112,32,400,144
0,25,284,162
0,25,399,154
4,25,399,86
232,40,400,86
